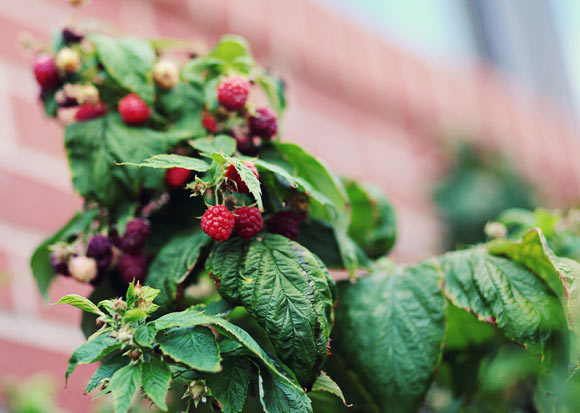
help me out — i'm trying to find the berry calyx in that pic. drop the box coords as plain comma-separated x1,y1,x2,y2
234,207,263,239
165,167,191,188
118,253,149,285
86,235,113,269
201,205,235,241
118,93,150,125
225,162,259,194
33,54,60,89
202,111,218,133
120,218,151,253
249,107,278,139
75,102,106,122
153,60,179,89
55,47,81,73
68,256,98,283
217,76,250,111
267,210,306,240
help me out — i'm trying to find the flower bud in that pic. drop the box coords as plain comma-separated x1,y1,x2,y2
485,221,507,239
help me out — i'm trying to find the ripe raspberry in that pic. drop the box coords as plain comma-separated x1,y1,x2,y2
267,210,306,240
202,111,218,133
153,60,179,89
50,252,70,276
225,162,259,194
75,102,106,121
56,47,81,73
120,218,151,253
217,76,250,111
118,93,150,125
165,167,191,188
86,235,113,269
235,133,259,156
62,27,83,44
201,205,235,241
68,256,98,283
33,54,61,89
249,107,277,139
234,207,263,240
118,253,148,285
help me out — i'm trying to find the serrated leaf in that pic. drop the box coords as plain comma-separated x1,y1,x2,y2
333,262,446,413
134,324,157,349
310,372,348,406
156,82,204,137
120,154,210,172
110,363,142,413
254,71,286,115
258,367,312,413
31,209,99,299
205,358,252,413
55,294,102,315
156,326,221,372
212,153,262,210
123,308,147,322
191,135,236,156
208,35,253,72
67,334,121,381
208,233,335,386
85,355,129,394
142,357,171,411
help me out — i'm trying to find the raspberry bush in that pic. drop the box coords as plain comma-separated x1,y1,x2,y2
28,20,580,413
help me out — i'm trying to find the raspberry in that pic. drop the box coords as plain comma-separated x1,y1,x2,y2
55,47,81,73
217,76,250,111
75,102,106,121
120,218,151,253
118,253,148,285
165,167,191,188
201,205,235,241
86,235,113,269
62,27,83,44
202,111,218,133
33,54,61,89
235,133,259,156
68,256,98,283
118,93,150,125
267,210,306,240
153,60,179,89
249,107,277,139
225,162,259,194
234,207,263,240
50,252,70,276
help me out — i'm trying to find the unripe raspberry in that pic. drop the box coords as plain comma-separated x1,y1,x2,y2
153,60,179,89
77,84,99,105
86,235,113,269
267,210,306,240
75,102,106,122
201,205,235,242
234,207,263,240
165,167,191,188
217,76,250,111
33,54,60,89
249,107,277,139
202,111,218,133
225,162,259,194
118,93,150,125
68,256,98,283
120,218,151,253
118,253,148,285
56,47,81,74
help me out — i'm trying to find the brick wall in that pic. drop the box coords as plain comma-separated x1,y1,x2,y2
0,0,578,410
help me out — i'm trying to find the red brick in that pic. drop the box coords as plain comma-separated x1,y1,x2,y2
0,251,12,310
38,275,93,324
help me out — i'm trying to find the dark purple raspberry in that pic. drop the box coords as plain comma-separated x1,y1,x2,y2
86,235,113,269
267,211,306,240
50,252,70,276
249,107,277,139
118,253,149,285
120,219,151,253
62,27,84,44
235,133,260,156
234,207,263,240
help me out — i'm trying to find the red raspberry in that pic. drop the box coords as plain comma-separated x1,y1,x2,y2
165,167,191,188
267,211,306,240
249,107,277,139
225,162,259,194
202,111,218,133
75,102,106,122
118,93,150,125
234,207,263,240
86,235,113,269
201,205,235,241
217,76,250,111
235,133,259,156
33,54,61,89
120,218,151,253
118,253,148,285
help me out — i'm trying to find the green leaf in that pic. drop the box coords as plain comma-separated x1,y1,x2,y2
91,34,156,104
212,153,262,210
208,35,253,72
439,249,567,362
55,294,102,315
255,71,286,115
156,82,204,135
84,355,129,394
31,209,99,298
134,324,157,349
142,357,171,411
146,231,211,309
258,367,312,413
205,358,252,413
310,372,348,406
333,262,446,413
208,233,335,386
156,326,221,372
110,363,142,413
67,334,121,381
191,135,236,156
120,153,210,172
123,308,147,322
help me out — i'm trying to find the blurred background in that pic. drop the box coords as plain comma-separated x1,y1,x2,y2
0,0,579,410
